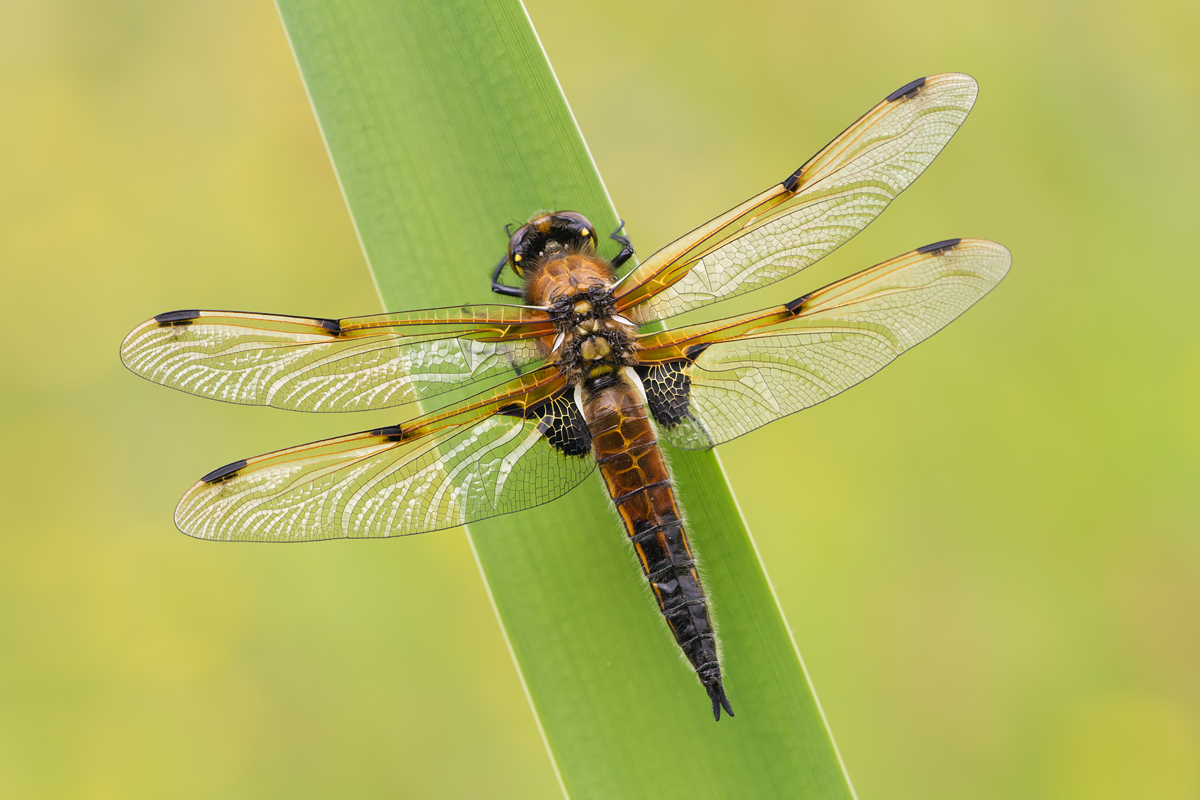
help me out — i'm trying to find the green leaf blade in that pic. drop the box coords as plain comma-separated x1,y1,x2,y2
275,1,856,795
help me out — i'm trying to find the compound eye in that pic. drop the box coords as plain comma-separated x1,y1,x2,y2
582,226,599,252
508,224,536,276
552,211,597,250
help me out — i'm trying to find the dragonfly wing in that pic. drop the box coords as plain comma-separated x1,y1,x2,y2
615,74,979,323
174,367,596,540
121,305,556,412
635,240,1010,448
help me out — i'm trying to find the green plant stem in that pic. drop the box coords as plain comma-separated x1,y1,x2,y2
274,1,857,796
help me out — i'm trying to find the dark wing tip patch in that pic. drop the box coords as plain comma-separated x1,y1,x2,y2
885,76,927,103
201,458,248,484
916,238,963,255
155,309,202,325
785,74,928,197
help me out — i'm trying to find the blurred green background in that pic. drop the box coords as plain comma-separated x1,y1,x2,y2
2,0,1197,798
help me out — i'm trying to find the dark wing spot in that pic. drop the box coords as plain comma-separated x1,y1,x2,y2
154,309,202,326
886,77,927,103
683,342,712,361
782,169,804,193
636,361,694,428
494,393,592,457
201,459,247,484
368,424,406,442
496,403,526,418
784,292,816,315
534,393,592,457
315,317,342,335
916,238,962,255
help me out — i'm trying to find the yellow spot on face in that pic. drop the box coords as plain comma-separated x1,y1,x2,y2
581,229,590,238
513,254,522,261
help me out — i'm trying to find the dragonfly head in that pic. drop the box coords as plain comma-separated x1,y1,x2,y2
507,211,598,278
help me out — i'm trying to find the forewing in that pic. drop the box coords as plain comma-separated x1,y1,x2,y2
120,305,556,412
174,367,595,541
615,73,979,323
635,240,1010,449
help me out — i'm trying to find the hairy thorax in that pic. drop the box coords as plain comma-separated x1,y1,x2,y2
524,250,640,389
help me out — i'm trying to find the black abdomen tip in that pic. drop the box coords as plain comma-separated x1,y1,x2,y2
201,458,247,484
916,238,962,255
885,77,927,103
704,676,735,721
154,309,202,325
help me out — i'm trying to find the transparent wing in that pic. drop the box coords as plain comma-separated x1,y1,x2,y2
175,367,596,541
614,73,979,324
120,305,556,412
634,240,1010,449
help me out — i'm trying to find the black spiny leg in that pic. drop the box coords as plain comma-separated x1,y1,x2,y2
609,220,635,269
490,253,524,298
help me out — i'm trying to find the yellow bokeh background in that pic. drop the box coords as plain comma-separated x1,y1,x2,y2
2,1,1197,798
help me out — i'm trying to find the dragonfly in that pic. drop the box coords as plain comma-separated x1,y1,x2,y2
121,73,1009,721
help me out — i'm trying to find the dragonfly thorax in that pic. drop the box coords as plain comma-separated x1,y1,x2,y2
540,281,639,389
523,250,614,306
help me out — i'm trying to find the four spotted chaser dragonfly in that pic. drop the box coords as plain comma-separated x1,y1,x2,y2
121,73,1009,721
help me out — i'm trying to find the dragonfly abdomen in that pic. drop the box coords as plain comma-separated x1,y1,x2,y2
583,374,733,720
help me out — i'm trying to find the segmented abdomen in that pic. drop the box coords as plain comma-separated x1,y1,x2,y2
584,378,730,717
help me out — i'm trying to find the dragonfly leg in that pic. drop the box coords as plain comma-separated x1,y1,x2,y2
609,220,635,269
490,253,524,298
